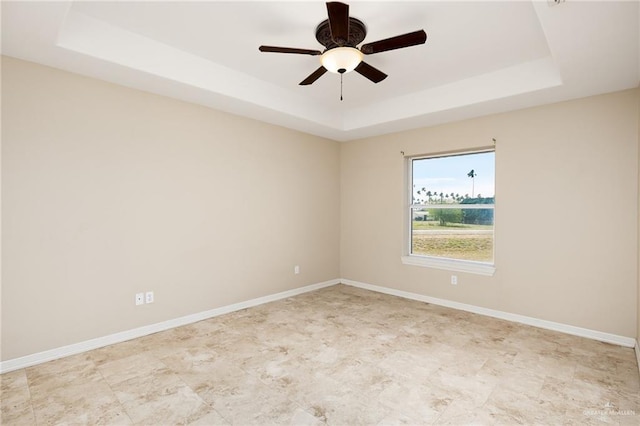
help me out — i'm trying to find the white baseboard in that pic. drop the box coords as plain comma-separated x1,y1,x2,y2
341,279,637,348
0,279,340,374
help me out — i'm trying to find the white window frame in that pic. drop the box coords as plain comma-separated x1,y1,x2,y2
401,148,496,276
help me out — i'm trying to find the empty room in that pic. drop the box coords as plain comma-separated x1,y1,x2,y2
1,1,639,425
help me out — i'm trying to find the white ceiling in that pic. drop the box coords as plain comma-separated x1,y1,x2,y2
2,1,639,141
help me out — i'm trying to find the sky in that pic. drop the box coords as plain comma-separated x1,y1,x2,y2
412,151,495,202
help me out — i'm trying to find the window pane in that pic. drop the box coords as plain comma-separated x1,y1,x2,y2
412,151,495,206
411,208,494,262
410,150,495,264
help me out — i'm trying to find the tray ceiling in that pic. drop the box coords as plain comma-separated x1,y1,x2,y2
2,1,638,141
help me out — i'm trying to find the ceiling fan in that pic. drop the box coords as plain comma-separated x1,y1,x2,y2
258,1,427,87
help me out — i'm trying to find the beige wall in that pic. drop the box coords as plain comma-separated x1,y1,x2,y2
2,56,639,362
341,89,639,338
1,57,341,360
638,88,640,347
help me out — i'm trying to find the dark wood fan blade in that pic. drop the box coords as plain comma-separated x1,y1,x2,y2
299,67,328,85
354,62,387,83
259,46,322,56
360,30,427,54
326,2,349,46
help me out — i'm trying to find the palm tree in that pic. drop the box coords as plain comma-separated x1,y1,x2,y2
426,190,432,203
467,169,476,197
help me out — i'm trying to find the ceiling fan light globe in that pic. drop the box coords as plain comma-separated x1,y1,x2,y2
321,47,363,74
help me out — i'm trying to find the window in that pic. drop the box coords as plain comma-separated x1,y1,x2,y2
402,149,495,275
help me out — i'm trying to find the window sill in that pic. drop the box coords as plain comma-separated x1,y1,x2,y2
401,255,496,276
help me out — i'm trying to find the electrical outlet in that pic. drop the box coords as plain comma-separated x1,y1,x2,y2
135,293,144,306
294,265,300,275
451,275,458,285
145,291,154,304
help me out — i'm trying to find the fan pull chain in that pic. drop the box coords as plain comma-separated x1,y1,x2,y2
340,73,343,101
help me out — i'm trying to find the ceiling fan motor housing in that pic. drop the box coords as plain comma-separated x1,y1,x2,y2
315,17,367,50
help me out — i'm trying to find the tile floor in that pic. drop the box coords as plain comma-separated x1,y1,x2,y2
1,284,639,425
